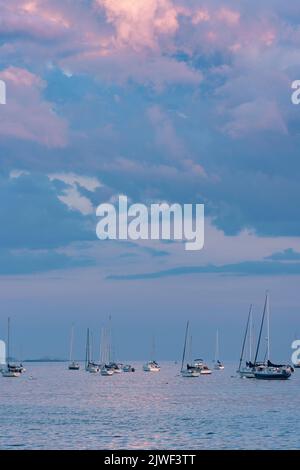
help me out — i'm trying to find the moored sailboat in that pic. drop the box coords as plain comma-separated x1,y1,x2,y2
85,328,99,373
180,322,200,377
213,329,224,370
68,324,80,370
99,324,114,376
238,305,255,378
143,335,160,372
252,292,292,380
1,318,22,378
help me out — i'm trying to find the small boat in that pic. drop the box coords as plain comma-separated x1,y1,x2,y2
239,364,255,379
189,359,212,375
69,361,80,371
180,322,200,377
200,365,212,375
293,362,300,369
143,335,161,372
2,368,20,378
86,362,99,373
123,364,135,372
107,362,122,373
1,318,23,378
213,330,224,370
181,368,200,378
193,358,204,368
68,324,80,370
214,360,225,370
100,366,114,376
143,360,160,372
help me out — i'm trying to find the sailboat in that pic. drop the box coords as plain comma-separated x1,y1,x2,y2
238,305,255,378
99,325,114,376
2,318,22,378
68,324,80,370
123,364,135,372
213,329,224,370
85,328,99,373
180,322,200,377
253,292,292,380
143,335,161,372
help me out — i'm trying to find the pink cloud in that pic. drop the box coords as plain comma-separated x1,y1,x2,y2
96,0,179,51
0,66,68,147
192,9,210,25
217,7,240,26
0,0,71,40
221,100,288,138
62,51,202,91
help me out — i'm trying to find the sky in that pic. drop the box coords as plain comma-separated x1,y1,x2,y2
0,0,300,362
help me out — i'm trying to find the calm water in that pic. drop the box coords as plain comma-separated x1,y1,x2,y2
0,362,299,450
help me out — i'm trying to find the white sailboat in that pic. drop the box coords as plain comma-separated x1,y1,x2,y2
143,335,160,372
68,324,80,370
180,322,200,377
0,340,6,372
238,304,255,378
213,329,224,370
253,292,292,380
85,328,99,373
99,325,114,376
2,318,21,378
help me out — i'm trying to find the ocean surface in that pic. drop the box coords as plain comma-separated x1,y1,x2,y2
0,362,299,450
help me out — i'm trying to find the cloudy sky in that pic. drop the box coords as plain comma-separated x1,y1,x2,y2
0,0,300,361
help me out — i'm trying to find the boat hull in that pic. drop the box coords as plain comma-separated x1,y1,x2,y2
181,370,200,377
254,372,291,380
101,368,114,376
2,370,20,377
143,362,160,372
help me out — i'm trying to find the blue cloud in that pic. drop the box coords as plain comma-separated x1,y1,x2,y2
0,172,95,250
0,249,94,275
265,248,300,261
107,260,300,281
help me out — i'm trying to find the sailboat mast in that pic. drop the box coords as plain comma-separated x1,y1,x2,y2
151,335,156,361
108,315,112,363
85,328,90,369
90,332,94,363
181,321,189,372
215,329,219,362
189,335,193,364
254,293,268,365
7,317,10,364
238,305,252,372
249,309,252,362
266,291,270,362
69,324,74,363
